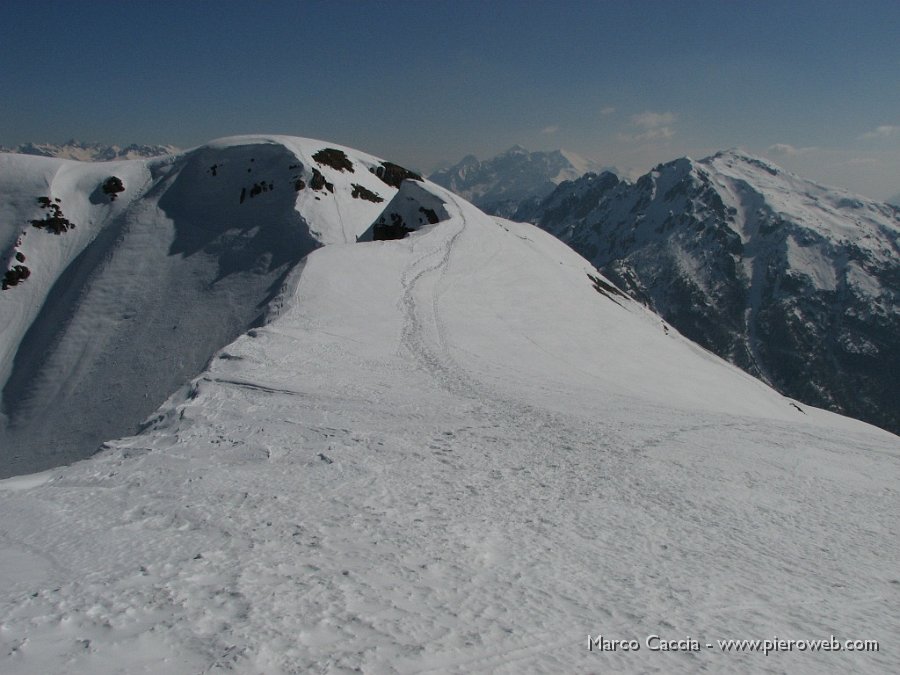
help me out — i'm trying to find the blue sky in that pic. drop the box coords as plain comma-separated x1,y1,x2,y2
1,0,898,200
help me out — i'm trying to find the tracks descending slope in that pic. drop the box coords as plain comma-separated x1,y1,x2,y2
395,195,595,439
398,198,478,399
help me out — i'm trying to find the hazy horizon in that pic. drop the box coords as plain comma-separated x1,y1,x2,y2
2,0,898,201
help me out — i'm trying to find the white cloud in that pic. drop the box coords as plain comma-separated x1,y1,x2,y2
600,106,616,116
541,125,559,134
632,127,675,141
631,111,676,129
618,111,676,143
767,143,816,156
860,125,899,140
821,156,883,170
846,157,881,167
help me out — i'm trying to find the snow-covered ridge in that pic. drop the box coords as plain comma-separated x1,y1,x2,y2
0,135,897,674
0,140,179,161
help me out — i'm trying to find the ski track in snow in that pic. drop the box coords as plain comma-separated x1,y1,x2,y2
0,142,898,674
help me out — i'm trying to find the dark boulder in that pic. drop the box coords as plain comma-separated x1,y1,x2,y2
370,162,422,189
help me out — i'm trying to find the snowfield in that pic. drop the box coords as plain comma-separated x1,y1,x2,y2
0,137,898,674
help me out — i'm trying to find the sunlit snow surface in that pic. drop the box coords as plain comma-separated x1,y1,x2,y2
1,138,898,674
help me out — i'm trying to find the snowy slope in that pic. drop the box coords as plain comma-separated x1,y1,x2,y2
0,138,898,674
520,150,900,434
429,146,612,218
0,136,400,476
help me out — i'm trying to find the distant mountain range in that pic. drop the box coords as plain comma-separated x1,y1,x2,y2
0,140,179,161
428,145,614,217
515,150,900,433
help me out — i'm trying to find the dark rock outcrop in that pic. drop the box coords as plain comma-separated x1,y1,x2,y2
30,197,75,234
370,162,422,189
313,148,354,173
102,176,125,201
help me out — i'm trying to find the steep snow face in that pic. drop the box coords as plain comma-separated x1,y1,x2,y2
0,140,179,161
0,136,408,475
522,150,900,434
429,146,612,218
0,170,896,674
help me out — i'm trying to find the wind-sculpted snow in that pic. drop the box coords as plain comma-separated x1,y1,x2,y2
520,150,900,433
0,138,897,674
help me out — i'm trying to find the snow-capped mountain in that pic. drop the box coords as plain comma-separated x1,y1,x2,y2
429,146,612,217
517,150,900,434
0,140,178,161
0,137,897,674
888,191,900,207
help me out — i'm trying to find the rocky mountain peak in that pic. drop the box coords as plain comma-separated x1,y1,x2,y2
519,151,900,433
429,146,612,218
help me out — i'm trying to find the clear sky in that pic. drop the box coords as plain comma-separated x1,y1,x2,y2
2,0,898,200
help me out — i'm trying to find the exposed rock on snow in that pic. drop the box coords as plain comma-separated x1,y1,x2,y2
371,161,423,189
360,179,450,241
100,176,126,201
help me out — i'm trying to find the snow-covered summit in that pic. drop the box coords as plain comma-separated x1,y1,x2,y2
0,135,414,475
429,146,613,217
703,149,898,247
